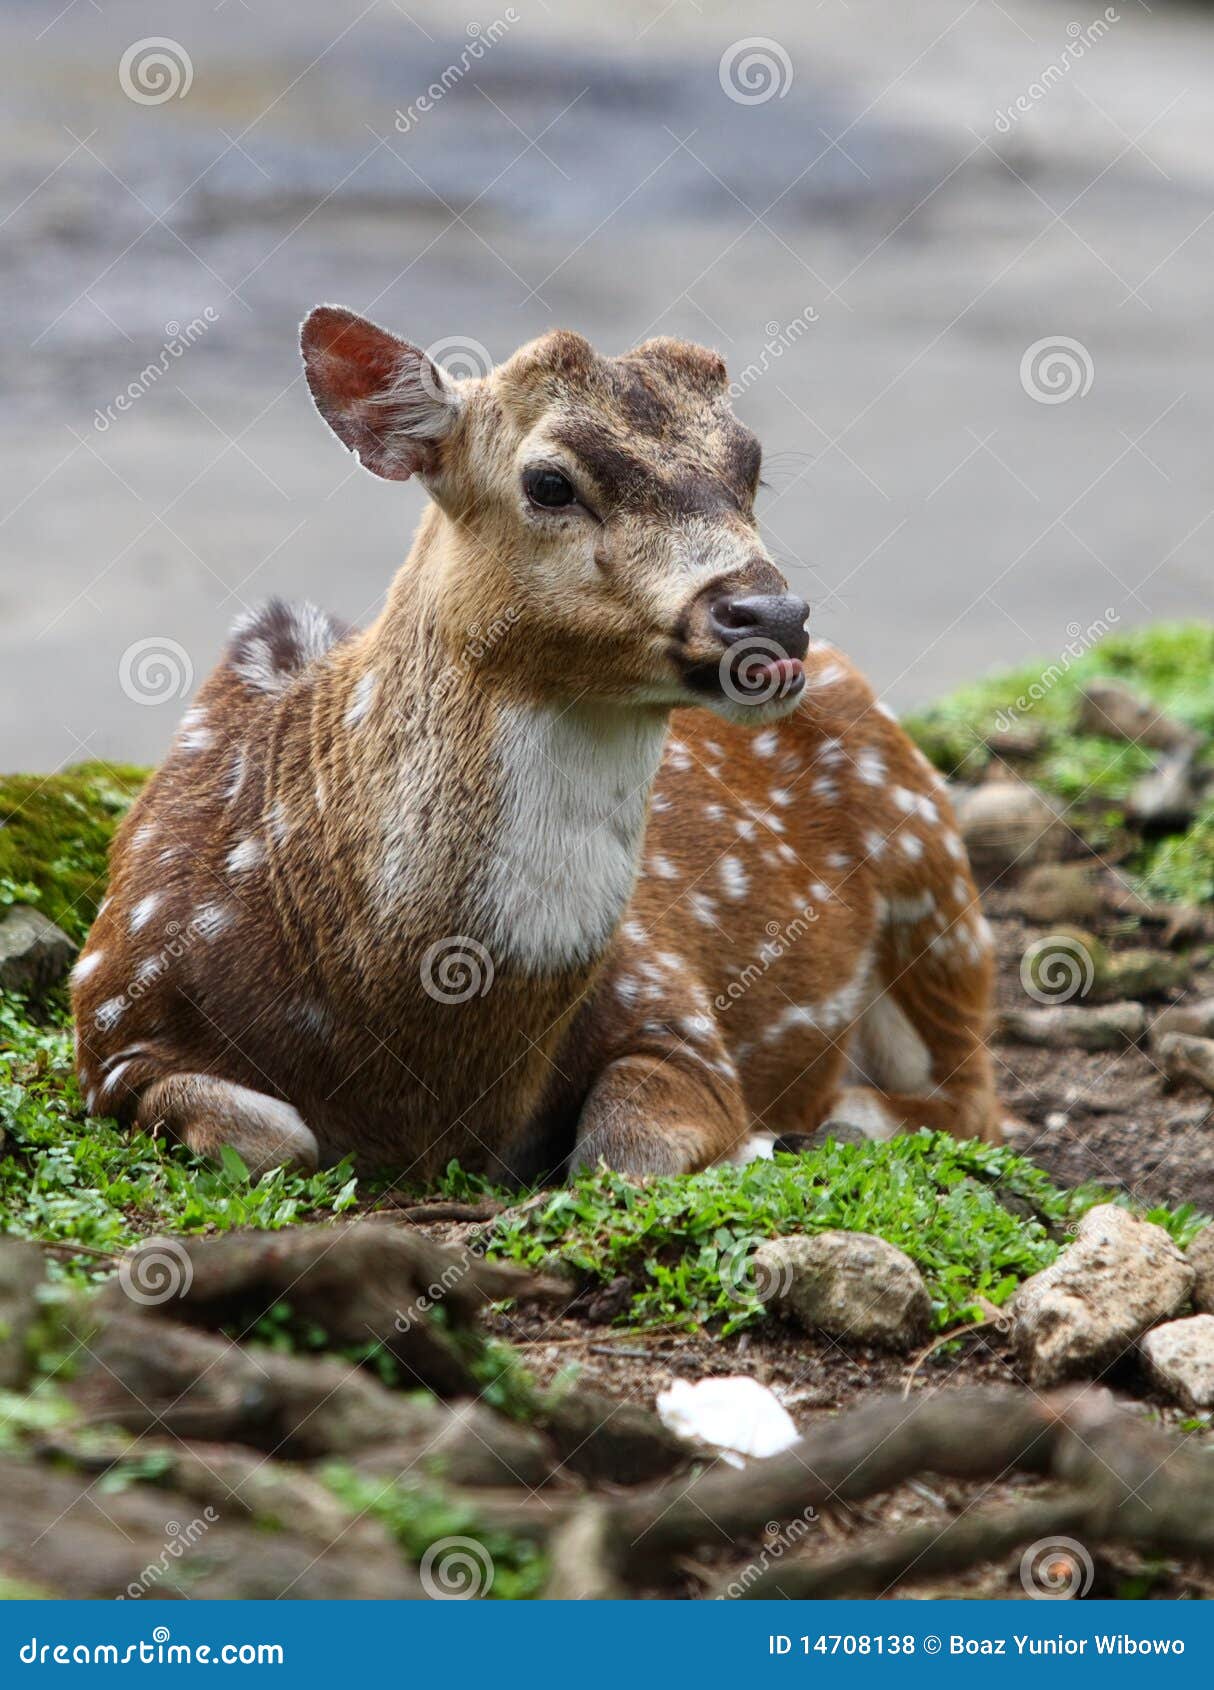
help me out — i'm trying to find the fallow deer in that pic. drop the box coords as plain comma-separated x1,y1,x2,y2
73,307,998,1183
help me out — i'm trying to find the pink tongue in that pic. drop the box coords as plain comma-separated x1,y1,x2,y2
755,657,805,694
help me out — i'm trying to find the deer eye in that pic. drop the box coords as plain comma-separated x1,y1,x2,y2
524,467,576,509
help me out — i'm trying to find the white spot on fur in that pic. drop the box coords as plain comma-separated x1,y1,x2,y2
268,800,290,846
704,802,725,822
753,730,779,758
943,831,966,863
226,836,265,875
345,670,377,728
826,851,851,870
129,893,161,934
648,853,679,880
719,855,749,900
94,996,128,1032
811,776,839,803
98,1057,136,1097
689,892,719,928
887,889,935,923
856,749,887,786
763,949,872,1044
898,832,924,860
194,902,234,942
665,739,692,773
863,828,887,861
225,749,246,801
179,708,214,753
71,950,103,983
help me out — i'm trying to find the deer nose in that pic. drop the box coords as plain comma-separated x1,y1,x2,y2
708,593,810,660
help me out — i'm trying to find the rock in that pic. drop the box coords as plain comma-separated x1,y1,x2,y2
0,1239,46,1389
955,782,1065,882
754,1232,931,1350
998,1002,1145,1051
1091,948,1190,1003
1020,926,1105,1004
0,1453,419,1599
1156,1033,1214,1097
1140,1315,1214,1411
0,905,75,997
1153,1000,1214,1041
1013,863,1102,924
1187,1228,1214,1315
806,1119,873,1149
1075,678,1195,753
986,723,1047,758
1011,1205,1193,1386
1127,752,1200,831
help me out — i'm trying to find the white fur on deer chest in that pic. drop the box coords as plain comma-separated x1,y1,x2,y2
481,702,666,972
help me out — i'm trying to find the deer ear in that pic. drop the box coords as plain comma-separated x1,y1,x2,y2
300,305,461,481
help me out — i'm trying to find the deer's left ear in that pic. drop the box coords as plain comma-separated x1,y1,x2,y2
300,305,462,481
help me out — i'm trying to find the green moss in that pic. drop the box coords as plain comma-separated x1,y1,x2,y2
905,621,1214,893
0,763,148,943
322,1465,548,1598
1137,797,1214,907
478,1135,1206,1335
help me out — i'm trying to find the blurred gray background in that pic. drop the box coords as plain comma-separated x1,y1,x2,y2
2,0,1212,770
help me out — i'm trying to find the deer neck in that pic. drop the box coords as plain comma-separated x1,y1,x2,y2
340,520,669,982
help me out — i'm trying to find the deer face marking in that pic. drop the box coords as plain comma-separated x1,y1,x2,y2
300,307,807,724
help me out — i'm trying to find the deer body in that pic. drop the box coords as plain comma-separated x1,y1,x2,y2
73,310,997,1179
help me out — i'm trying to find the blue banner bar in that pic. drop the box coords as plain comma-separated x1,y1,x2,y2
0,1601,1205,1685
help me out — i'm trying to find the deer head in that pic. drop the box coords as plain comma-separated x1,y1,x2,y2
300,306,809,725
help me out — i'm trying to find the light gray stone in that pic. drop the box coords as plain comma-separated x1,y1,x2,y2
1140,1315,1214,1411
998,1002,1145,1051
1012,1204,1193,1386
0,905,76,997
0,1238,46,1390
955,782,1064,881
1075,679,1195,753
1153,1000,1214,1042
755,1231,931,1351
1157,1033,1214,1097
1187,1227,1214,1316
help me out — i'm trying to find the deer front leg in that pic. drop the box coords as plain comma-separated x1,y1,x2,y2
572,1051,747,1177
136,1074,320,1180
